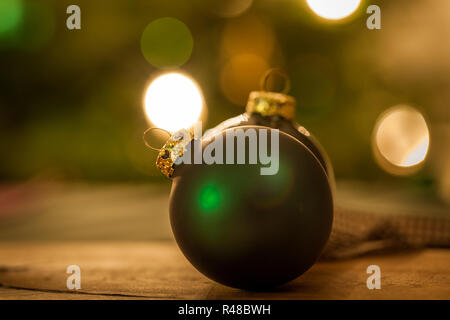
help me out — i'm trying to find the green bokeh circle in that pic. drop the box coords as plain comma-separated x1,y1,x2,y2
0,0,23,36
140,17,193,69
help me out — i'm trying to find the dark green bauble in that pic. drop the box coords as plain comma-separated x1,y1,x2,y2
169,126,333,290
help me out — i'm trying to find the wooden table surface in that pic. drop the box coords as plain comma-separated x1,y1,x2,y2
0,242,448,300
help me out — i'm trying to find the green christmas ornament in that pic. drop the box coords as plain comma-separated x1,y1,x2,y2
145,70,334,290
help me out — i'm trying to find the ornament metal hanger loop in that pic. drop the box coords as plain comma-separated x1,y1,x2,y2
260,68,291,94
143,127,172,152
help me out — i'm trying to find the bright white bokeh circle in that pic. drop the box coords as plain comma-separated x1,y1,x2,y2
144,73,203,132
306,0,362,20
373,105,430,174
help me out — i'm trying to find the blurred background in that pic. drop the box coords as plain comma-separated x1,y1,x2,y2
0,0,448,242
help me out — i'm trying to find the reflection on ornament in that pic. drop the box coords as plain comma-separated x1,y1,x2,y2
198,183,223,211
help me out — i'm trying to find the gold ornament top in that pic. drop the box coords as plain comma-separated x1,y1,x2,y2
155,127,196,178
246,91,296,120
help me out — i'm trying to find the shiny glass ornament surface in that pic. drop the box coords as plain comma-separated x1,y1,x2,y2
169,126,333,290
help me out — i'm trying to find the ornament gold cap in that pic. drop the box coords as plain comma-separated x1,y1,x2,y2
246,91,296,120
245,68,296,120
143,126,197,178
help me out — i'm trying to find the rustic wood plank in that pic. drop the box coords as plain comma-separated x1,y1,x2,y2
0,242,448,300
0,287,144,300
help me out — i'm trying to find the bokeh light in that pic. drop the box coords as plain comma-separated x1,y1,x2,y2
373,105,430,175
0,0,23,36
221,14,275,60
208,0,253,18
306,0,361,20
220,54,269,106
198,184,222,211
144,73,203,132
140,17,193,69
0,1,55,51
219,14,277,106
